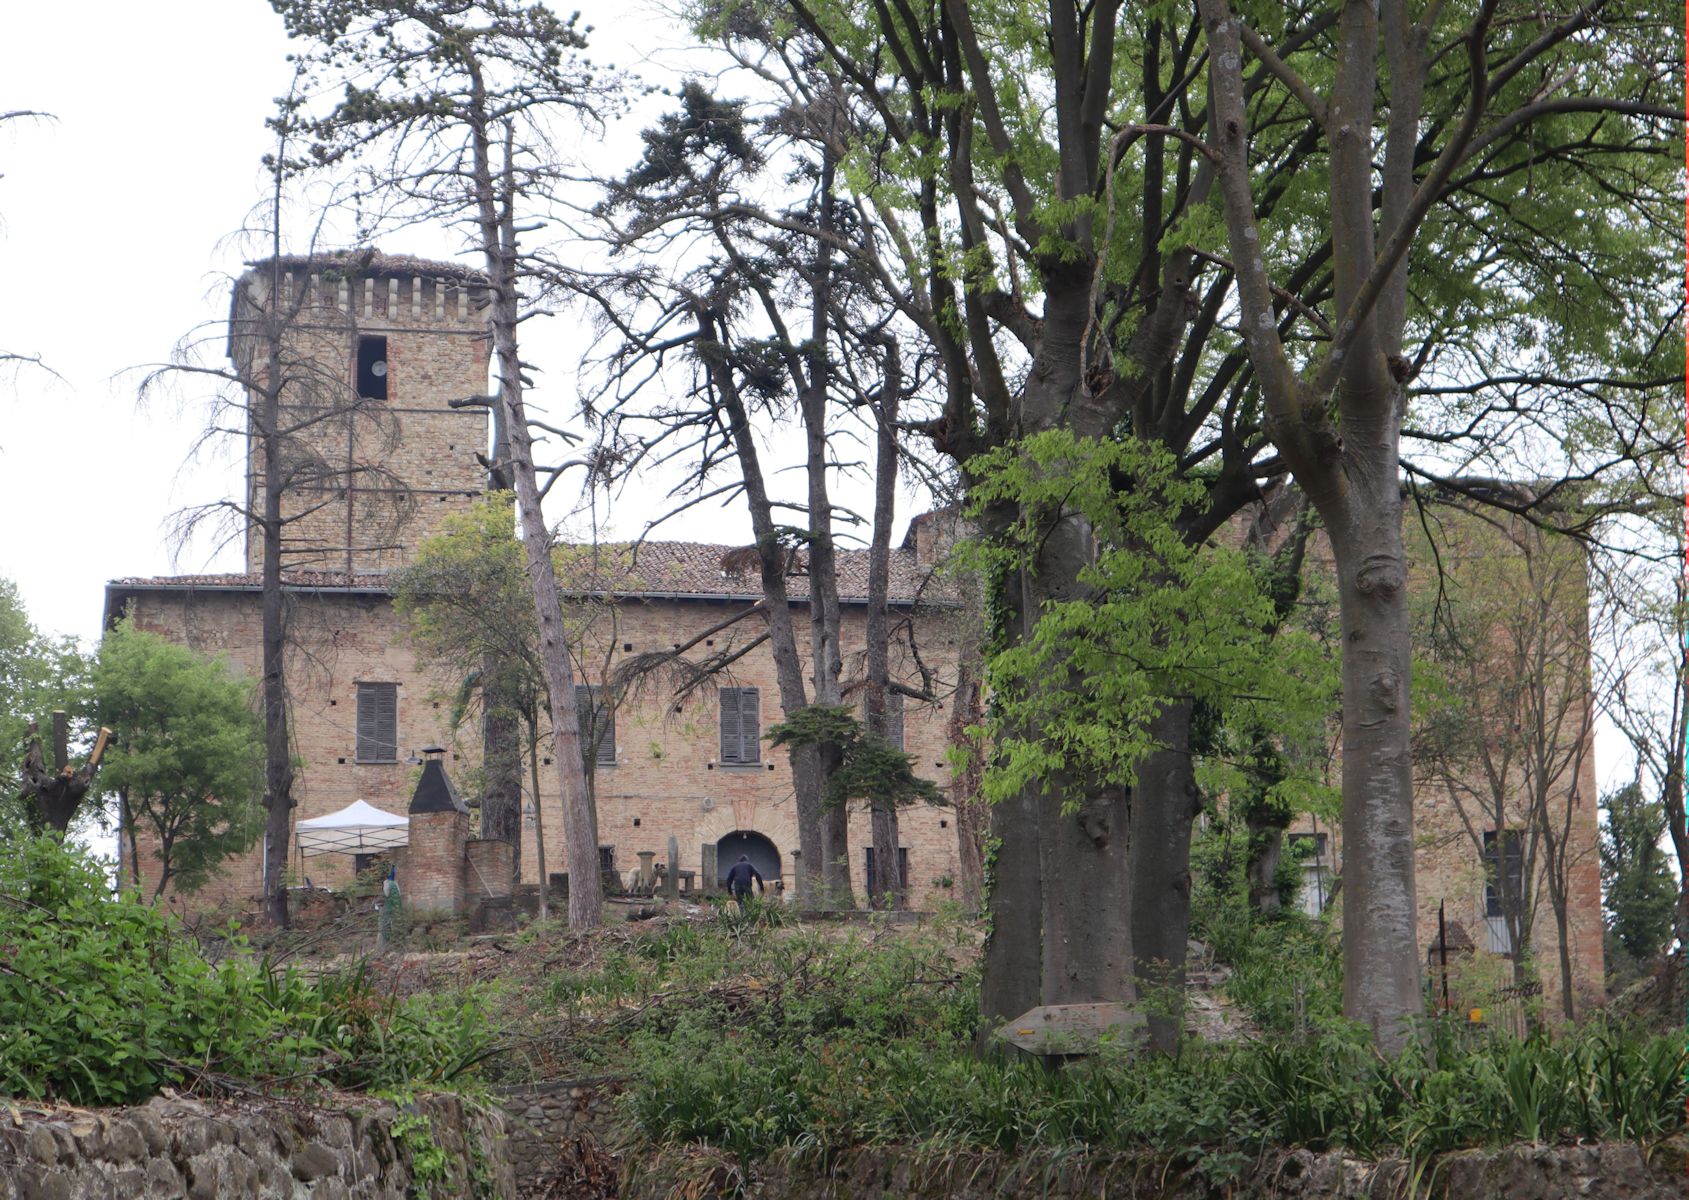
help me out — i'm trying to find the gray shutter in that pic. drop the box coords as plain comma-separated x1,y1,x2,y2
739,687,760,763
886,692,904,750
577,684,616,767
720,688,742,763
357,683,398,762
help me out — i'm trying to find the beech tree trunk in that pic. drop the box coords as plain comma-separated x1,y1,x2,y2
980,277,1135,1019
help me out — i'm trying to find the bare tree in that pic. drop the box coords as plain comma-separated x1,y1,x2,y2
141,78,430,923
584,83,942,906
271,0,623,928
1416,507,1603,1020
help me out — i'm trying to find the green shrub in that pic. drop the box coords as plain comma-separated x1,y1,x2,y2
604,913,1686,1166
0,835,495,1104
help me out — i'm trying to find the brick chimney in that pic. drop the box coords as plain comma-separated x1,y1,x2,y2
404,747,468,917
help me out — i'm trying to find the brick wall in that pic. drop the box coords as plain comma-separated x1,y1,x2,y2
234,267,490,576
112,583,970,912
407,810,467,917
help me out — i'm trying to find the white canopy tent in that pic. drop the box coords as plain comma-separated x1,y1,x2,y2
296,800,409,857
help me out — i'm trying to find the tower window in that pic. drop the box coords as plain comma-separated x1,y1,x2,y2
356,336,389,400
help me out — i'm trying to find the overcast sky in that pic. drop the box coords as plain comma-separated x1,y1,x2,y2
1,1,913,648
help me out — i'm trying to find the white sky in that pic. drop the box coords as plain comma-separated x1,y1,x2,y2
0,0,911,649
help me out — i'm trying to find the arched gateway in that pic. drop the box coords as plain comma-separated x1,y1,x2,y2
714,830,780,887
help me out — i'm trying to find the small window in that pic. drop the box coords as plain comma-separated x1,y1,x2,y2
356,335,389,400
576,684,616,766
719,686,761,764
865,846,910,896
864,689,905,750
355,683,398,762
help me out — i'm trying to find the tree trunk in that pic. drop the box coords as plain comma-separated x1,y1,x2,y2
948,625,988,910
480,384,523,884
697,310,827,900
1130,699,1199,1052
473,111,599,930
259,321,294,930
863,337,902,910
481,680,524,883
1247,828,1285,914
1328,490,1423,1047
800,151,853,908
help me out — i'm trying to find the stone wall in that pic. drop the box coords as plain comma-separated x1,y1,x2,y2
493,1079,624,1197
0,1091,514,1200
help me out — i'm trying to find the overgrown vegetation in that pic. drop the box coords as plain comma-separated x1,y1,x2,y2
0,836,497,1105
443,905,1687,1173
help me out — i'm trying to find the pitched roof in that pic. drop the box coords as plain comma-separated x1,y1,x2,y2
105,543,951,608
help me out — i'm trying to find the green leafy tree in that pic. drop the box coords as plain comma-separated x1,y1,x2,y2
94,623,264,899
0,577,93,831
1599,782,1676,968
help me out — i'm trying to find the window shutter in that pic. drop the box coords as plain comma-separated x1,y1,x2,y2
721,687,759,764
356,683,398,762
739,687,760,763
576,684,617,767
720,688,742,763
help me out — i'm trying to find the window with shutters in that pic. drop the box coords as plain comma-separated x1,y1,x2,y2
355,683,398,762
865,846,910,896
575,684,616,766
718,686,761,764
864,690,905,750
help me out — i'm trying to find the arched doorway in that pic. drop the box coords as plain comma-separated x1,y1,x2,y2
715,830,780,887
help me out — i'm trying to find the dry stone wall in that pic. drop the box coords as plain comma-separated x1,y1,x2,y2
0,1091,512,1200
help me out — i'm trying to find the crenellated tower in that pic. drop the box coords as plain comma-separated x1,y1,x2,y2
229,250,491,575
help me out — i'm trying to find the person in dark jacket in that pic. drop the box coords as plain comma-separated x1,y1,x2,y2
724,855,764,911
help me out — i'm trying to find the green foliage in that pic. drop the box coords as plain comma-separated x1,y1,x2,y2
607,915,1684,1165
94,621,264,897
0,576,94,826
0,835,496,1105
1599,782,1677,965
766,703,943,809
959,432,1334,809
387,1103,451,1199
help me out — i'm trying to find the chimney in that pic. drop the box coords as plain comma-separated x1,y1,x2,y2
404,746,467,917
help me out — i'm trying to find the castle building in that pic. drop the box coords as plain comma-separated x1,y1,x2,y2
106,250,1602,1017
108,252,968,912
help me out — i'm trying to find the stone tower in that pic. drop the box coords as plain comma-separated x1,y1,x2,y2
229,250,491,575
